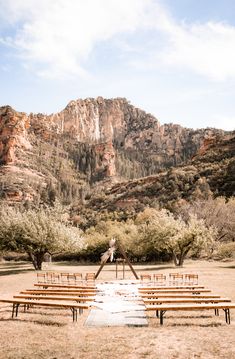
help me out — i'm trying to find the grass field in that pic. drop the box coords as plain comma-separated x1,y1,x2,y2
0,259,235,359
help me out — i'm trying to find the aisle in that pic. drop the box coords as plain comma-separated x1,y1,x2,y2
85,281,148,327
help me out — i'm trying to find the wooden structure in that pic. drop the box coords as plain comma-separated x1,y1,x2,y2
95,240,139,279
115,258,126,279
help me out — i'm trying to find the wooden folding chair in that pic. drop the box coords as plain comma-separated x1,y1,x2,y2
140,274,152,285
37,273,46,283
85,273,95,284
74,273,83,284
46,272,60,283
169,273,184,286
153,274,166,286
60,273,70,284
184,274,199,285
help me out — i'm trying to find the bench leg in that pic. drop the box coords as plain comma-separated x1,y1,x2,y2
71,308,78,322
224,309,231,324
15,303,20,317
160,310,166,325
12,304,16,318
12,304,20,318
156,310,159,318
79,308,83,315
214,309,219,316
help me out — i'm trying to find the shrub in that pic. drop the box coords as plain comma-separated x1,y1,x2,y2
214,242,235,260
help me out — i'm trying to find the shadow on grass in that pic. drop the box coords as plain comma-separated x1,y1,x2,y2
0,264,32,270
219,265,235,269
0,317,67,327
55,262,97,267
0,268,34,276
170,322,222,327
136,266,174,272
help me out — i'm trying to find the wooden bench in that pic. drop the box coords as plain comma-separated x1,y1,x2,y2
139,289,211,294
0,298,90,322
14,294,94,302
21,290,96,297
140,293,221,299
144,297,231,305
145,302,235,325
31,287,96,293
139,285,205,291
34,283,96,290
144,297,231,317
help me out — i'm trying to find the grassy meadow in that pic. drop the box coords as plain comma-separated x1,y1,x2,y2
0,259,235,359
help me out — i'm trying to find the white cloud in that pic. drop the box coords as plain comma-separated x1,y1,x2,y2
159,20,235,81
0,0,152,78
1,0,235,81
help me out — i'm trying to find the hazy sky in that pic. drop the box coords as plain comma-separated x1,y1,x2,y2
0,0,235,130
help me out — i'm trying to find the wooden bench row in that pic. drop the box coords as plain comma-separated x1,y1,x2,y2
0,283,98,322
140,288,211,294
0,298,89,322
144,303,235,325
34,283,96,290
22,290,96,296
139,286,235,325
139,285,205,291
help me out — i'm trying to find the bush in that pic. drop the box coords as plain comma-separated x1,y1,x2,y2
214,242,235,260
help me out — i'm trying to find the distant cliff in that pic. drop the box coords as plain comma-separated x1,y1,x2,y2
0,97,226,203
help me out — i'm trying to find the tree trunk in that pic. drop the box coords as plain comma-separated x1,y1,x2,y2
172,252,179,266
172,251,184,267
28,251,45,270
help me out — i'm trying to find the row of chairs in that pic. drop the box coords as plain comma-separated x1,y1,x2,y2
140,273,199,285
37,271,96,284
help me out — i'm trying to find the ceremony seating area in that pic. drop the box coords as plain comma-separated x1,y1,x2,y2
0,269,235,327
139,283,235,325
0,278,97,322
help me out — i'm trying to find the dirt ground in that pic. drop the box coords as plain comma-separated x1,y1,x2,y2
0,259,235,359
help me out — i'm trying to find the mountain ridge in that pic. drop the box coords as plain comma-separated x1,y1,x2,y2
0,97,230,205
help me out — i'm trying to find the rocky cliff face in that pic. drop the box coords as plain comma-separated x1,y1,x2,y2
0,97,226,203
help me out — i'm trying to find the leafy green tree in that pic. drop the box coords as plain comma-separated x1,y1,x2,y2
0,205,84,270
136,208,216,266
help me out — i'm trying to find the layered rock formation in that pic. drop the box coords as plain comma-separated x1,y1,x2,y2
0,97,226,203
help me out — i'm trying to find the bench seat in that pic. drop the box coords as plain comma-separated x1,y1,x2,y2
0,298,90,322
139,289,211,294
21,290,96,296
141,294,220,299
145,302,235,325
34,283,96,290
139,285,205,290
14,295,94,302
144,297,231,305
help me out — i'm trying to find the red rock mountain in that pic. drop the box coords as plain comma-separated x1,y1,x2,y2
0,97,226,203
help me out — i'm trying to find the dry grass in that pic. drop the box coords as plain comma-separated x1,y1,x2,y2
0,259,235,359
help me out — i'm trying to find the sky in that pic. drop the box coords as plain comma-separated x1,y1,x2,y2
0,0,235,131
